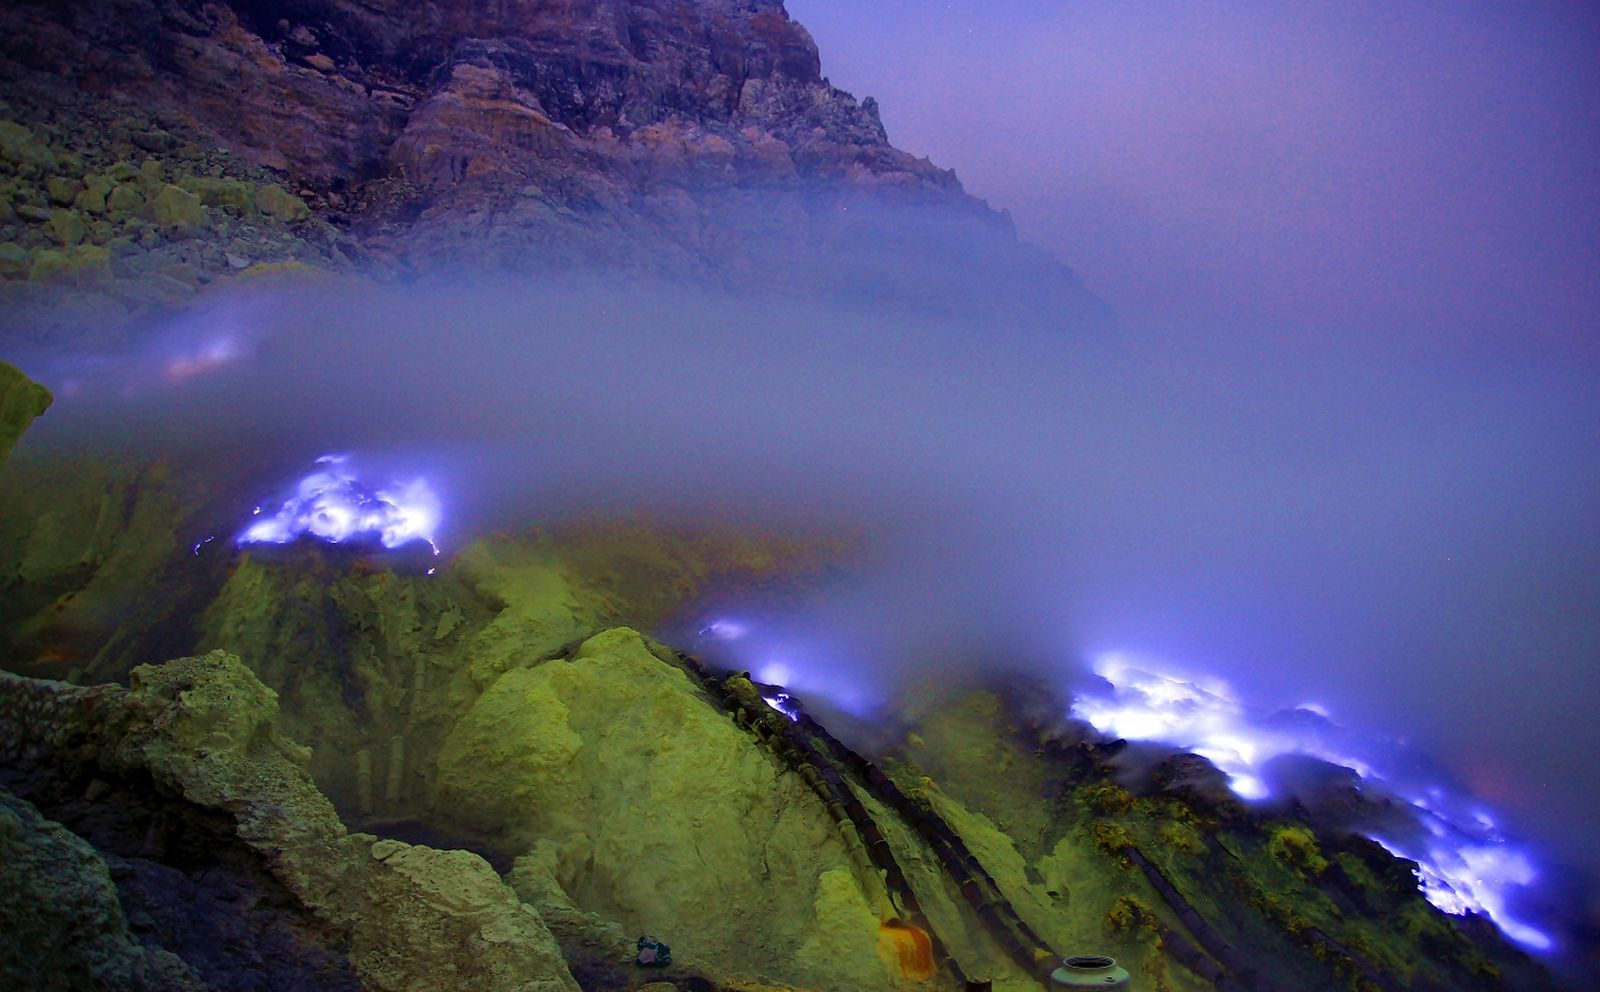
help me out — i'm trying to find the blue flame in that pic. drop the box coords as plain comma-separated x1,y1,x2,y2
690,618,881,718
762,692,801,722
1073,651,1553,951
698,619,749,641
1072,653,1376,799
238,455,442,552
164,332,244,382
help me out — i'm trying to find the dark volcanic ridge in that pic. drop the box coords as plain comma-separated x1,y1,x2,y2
0,0,1110,347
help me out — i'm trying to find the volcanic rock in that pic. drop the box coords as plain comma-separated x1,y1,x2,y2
0,790,204,991
148,185,206,233
0,652,581,992
0,462,1570,991
46,176,80,206
434,626,898,989
0,360,50,464
256,184,311,223
0,0,1111,343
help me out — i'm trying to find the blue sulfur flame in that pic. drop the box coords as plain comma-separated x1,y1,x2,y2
762,692,801,722
164,333,244,383
691,623,1556,952
698,619,749,641
1073,652,1553,951
1072,654,1377,800
1371,835,1548,950
691,621,880,719
238,455,442,552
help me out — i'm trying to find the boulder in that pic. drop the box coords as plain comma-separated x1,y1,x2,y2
255,183,310,222
27,244,109,283
0,120,56,175
46,176,81,206
75,174,112,214
357,838,579,992
0,360,51,465
46,207,85,246
181,176,257,215
135,159,165,195
104,184,144,220
148,184,206,232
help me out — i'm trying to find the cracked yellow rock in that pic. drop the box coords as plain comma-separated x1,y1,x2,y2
436,626,898,990
0,361,52,467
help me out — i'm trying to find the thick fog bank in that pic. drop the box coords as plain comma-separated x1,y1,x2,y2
12,273,1600,949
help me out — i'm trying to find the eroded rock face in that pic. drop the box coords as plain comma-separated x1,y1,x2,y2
0,652,580,992
0,0,933,252
0,790,204,992
1,1,889,187
435,626,900,989
0,0,1112,341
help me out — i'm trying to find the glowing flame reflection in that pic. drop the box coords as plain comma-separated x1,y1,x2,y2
238,455,441,552
165,334,242,382
762,692,801,722
1073,652,1553,952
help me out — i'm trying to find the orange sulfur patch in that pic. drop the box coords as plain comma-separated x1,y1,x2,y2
877,922,936,980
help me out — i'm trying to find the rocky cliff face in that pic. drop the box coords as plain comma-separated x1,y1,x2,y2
7,0,914,191
0,0,1109,343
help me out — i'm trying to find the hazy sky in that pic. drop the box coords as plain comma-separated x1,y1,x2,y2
788,0,1600,364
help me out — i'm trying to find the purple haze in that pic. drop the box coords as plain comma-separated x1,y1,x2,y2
791,0,1600,362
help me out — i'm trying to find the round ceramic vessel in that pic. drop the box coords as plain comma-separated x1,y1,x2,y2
1049,955,1131,988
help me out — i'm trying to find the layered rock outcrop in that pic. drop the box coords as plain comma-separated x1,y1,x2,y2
0,0,1111,343
1,0,925,196
0,652,580,992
